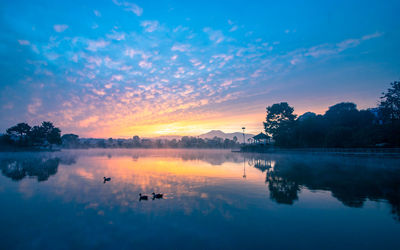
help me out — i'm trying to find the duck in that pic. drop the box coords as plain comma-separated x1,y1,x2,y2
152,192,163,199
139,193,148,201
103,177,111,183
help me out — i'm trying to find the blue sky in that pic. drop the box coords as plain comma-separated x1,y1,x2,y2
0,0,399,137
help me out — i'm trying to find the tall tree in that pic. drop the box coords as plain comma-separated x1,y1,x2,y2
379,81,400,123
41,122,61,145
6,123,31,146
6,123,31,138
264,102,297,146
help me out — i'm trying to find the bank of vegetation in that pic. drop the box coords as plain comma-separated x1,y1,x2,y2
244,81,400,150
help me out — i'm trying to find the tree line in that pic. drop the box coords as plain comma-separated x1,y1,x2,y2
264,81,400,147
62,134,239,149
0,121,61,149
1,124,240,150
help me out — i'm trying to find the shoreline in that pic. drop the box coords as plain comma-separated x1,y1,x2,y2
235,146,400,158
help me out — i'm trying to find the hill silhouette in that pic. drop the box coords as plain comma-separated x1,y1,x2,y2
199,130,254,141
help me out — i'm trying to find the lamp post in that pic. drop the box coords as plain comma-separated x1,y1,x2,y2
242,127,246,144
243,156,246,179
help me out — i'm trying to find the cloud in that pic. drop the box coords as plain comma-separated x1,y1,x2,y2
290,58,301,65
113,0,143,16
31,44,39,54
171,43,190,52
93,10,101,17
125,48,140,58
27,98,42,114
107,31,126,40
85,56,102,66
87,39,109,51
336,39,360,52
79,116,99,127
54,24,69,32
111,75,123,81
203,27,226,44
221,80,233,87
44,52,60,60
304,32,383,58
229,25,238,32
251,69,263,78
92,89,106,96
212,54,233,61
173,25,189,33
362,32,383,40
18,40,30,45
140,20,159,32
139,60,152,69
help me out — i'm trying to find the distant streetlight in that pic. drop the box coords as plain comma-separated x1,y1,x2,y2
242,127,246,144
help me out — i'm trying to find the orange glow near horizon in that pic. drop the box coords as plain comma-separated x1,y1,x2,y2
66,104,331,139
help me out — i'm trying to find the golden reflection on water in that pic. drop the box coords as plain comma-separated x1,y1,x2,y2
15,149,271,215
64,154,268,197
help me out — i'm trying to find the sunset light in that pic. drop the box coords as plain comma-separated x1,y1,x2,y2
1,1,399,138
1,1,400,249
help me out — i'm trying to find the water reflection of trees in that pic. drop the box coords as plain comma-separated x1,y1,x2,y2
0,155,76,182
249,155,400,221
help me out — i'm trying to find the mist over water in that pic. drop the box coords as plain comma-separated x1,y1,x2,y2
0,149,399,249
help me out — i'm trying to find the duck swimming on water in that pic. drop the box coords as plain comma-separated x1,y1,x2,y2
139,193,148,201
152,192,163,199
103,177,111,183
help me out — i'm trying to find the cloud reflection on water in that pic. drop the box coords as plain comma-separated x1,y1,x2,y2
0,149,399,222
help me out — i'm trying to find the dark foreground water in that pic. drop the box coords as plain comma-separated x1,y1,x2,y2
0,149,399,249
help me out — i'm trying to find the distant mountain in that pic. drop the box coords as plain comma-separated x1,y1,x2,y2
199,130,255,141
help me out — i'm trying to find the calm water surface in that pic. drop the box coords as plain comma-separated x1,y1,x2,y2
0,149,399,249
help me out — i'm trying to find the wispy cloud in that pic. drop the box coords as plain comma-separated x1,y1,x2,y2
229,25,238,32
303,32,383,58
54,24,69,32
140,20,159,32
171,43,190,52
139,60,152,69
27,98,42,115
93,10,101,17
18,40,30,45
86,39,109,51
362,32,383,40
125,48,140,58
107,31,126,40
113,0,143,16
2,0,392,138
79,116,99,127
203,27,226,44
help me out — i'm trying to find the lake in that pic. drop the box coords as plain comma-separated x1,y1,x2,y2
0,149,399,249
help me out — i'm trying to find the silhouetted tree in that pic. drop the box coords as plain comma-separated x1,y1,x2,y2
132,135,141,147
3,121,61,149
6,123,31,145
62,134,79,148
233,136,238,143
378,81,400,146
6,123,31,138
379,81,400,123
264,102,297,146
42,122,62,146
